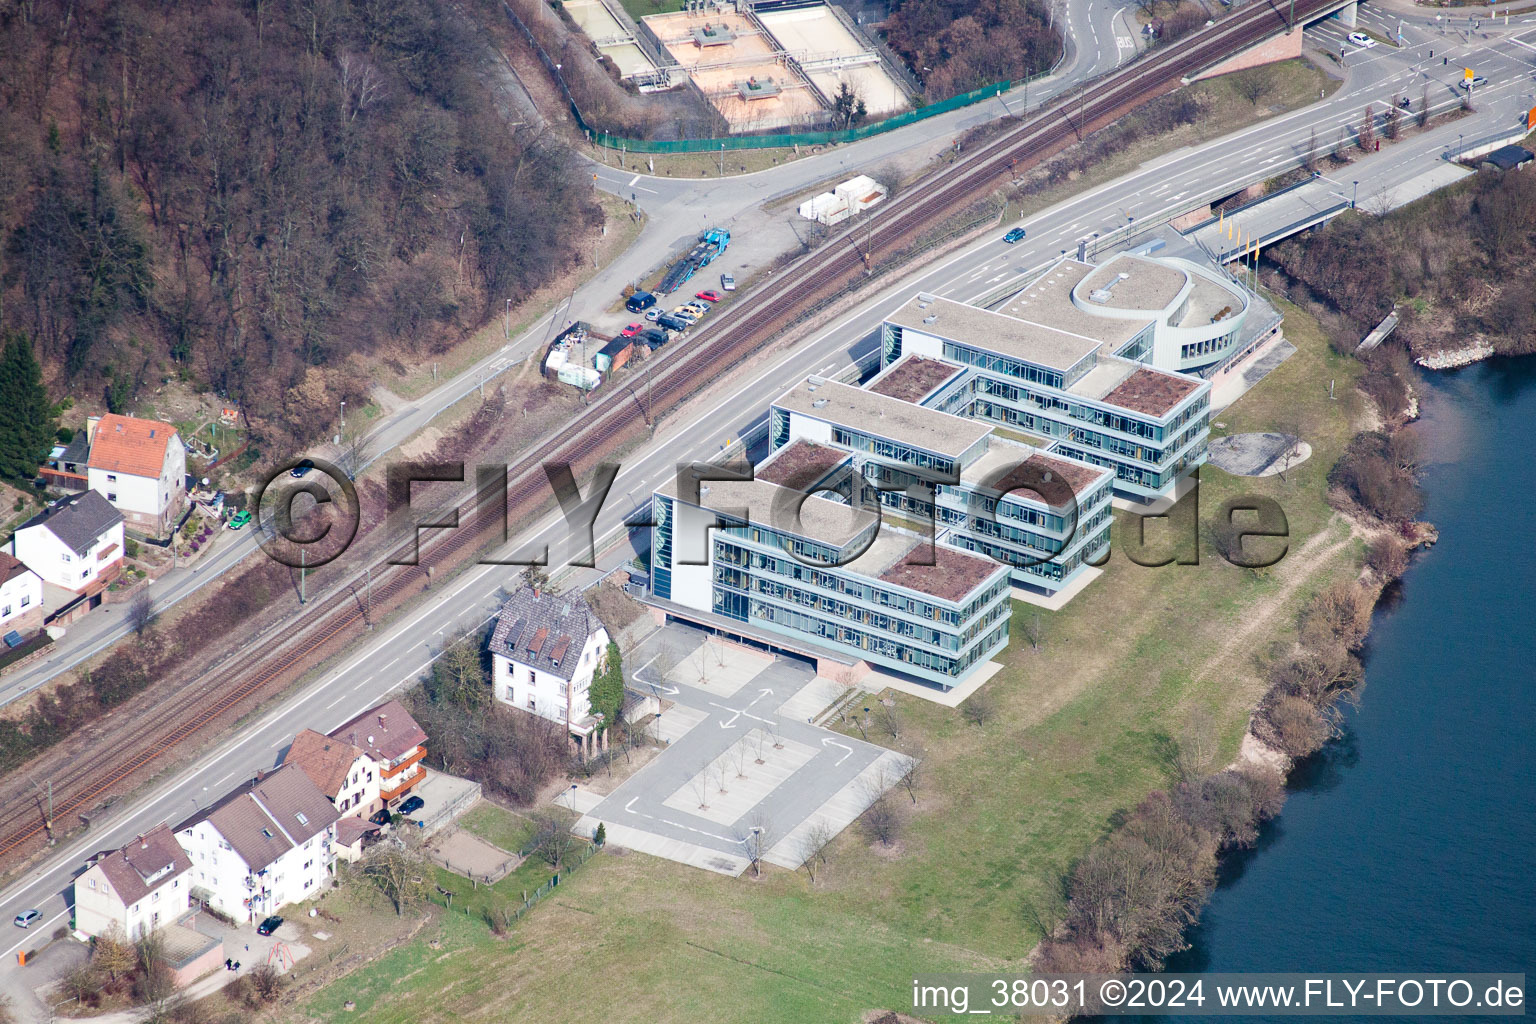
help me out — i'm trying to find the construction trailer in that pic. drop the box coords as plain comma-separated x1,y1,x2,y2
594,336,639,374
657,228,731,294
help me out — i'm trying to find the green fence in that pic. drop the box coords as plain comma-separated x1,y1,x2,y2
582,79,1016,154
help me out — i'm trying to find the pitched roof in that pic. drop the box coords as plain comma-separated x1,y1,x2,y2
18,491,124,556
283,729,366,799
490,585,607,682
335,817,380,847
0,552,39,586
93,823,192,907
88,414,178,478
329,700,427,763
176,764,340,872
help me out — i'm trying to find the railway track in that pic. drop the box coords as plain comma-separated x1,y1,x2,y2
0,0,1343,866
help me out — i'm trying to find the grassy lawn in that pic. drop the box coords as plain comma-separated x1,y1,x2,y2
456,802,536,854
293,301,1365,1023
610,0,686,23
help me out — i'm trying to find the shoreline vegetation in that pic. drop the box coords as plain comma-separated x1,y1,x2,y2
1034,166,1536,1000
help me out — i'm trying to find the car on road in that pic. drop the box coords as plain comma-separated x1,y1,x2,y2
1459,75,1487,89
1003,227,1027,243
290,458,315,478
256,916,283,936
228,510,252,530
620,322,642,337
398,795,425,816
643,308,664,322
695,289,722,303
1347,31,1375,47
669,308,700,324
625,290,657,313
13,910,40,929
720,272,736,291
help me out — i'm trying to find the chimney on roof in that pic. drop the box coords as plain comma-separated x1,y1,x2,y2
255,769,265,783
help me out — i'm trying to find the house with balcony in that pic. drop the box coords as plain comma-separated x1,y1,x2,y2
85,413,188,538
0,553,44,636
10,492,125,620
282,729,379,818
489,586,611,758
75,823,193,940
328,701,427,810
173,765,339,924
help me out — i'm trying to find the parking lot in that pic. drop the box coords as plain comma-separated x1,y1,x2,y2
574,624,911,875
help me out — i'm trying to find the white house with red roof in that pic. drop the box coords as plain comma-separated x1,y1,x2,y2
86,413,187,537
328,701,428,811
75,823,194,940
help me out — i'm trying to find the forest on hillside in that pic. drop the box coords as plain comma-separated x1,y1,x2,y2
884,0,1062,102
0,0,600,448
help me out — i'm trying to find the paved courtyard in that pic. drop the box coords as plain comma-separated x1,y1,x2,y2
574,625,911,876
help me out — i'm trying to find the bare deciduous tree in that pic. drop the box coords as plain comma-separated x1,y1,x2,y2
961,687,995,726
859,793,902,846
692,760,712,809
1175,708,1218,782
899,756,923,805
127,591,156,639
799,820,835,884
876,699,901,740
531,811,579,870
365,831,428,915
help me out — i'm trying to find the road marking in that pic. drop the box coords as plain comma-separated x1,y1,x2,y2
627,173,641,186
351,673,377,691
821,737,854,766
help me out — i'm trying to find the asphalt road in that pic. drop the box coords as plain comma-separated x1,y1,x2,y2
3,13,1534,1019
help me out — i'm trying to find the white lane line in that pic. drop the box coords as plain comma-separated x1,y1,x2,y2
351,673,377,691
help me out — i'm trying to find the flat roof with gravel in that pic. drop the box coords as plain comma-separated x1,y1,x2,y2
866,354,963,403
1078,254,1188,312
755,440,851,490
773,377,990,460
659,474,877,549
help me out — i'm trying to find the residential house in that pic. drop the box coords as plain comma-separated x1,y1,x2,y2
174,764,340,923
86,413,188,537
328,701,428,811
489,585,612,756
74,823,193,940
0,553,44,635
282,728,379,818
10,491,125,601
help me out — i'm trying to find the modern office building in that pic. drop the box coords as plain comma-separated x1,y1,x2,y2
768,373,1114,597
648,448,1012,690
882,282,1212,503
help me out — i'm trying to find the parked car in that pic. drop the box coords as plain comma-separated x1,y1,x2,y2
695,289,722,303
720,272,736,291
1347,31,1375,47
13,910,40,929
639,328,670,348
228,510,252,530
678,302,708,316
369,808,392,826
644,308,664,322
1459,75,1487,89
398,795,425,815
620,322,642,338
1003,227,1027,243
625,290,656,313
669,308,700,325
290,458,315,478
657,313,690,332
257,916,283,936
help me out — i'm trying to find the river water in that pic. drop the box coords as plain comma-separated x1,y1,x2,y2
1158,357,1536,1015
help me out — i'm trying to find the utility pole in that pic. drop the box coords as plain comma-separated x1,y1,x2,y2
300,547,306,604
366,566,373,628
30,777,53,841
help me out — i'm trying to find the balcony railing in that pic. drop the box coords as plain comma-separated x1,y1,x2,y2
380,765,425,801
381,746,427,778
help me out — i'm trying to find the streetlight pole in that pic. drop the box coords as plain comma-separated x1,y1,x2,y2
1351,180,1359,209
750,825,762,877
719,143,725,177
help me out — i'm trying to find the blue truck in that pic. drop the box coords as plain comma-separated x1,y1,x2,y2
657,228,730,295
